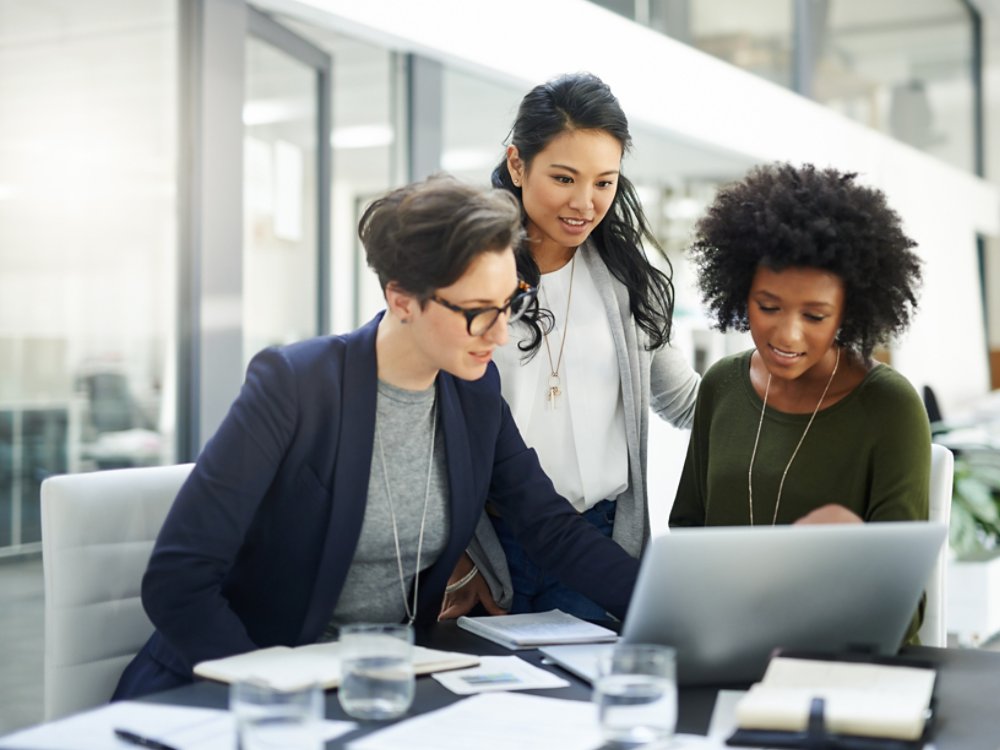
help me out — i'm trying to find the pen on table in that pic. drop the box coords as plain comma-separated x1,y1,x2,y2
113,727,181,750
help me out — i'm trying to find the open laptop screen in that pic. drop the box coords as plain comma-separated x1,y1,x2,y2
621,522,946,685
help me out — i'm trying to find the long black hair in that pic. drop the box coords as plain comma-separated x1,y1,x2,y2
492,72,675,354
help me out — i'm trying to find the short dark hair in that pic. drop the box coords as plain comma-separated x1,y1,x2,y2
691,162,922,359
359,174,524,303
491,72,675,353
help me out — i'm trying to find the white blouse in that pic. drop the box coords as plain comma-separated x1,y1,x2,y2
493,256,628,512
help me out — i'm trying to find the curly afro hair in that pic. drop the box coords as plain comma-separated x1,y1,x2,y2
691,162,921,360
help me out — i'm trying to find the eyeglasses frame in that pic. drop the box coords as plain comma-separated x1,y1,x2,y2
430,280,537,337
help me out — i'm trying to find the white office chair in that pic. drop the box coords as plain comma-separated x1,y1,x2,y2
40,463,193,719
918,444,954,647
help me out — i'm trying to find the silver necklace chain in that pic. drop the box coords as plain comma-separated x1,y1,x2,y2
376,399,437,625
747,347,841,526
541,255,576,409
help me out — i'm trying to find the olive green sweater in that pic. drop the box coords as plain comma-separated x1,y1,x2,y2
671,350,930,527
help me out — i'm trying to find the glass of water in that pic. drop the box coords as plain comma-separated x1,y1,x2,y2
593,643,677,748
230,679,323,750
337,623,415,720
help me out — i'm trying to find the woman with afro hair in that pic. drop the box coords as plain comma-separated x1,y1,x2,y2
670,162,929,542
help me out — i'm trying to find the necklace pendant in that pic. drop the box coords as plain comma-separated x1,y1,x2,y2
547,374,561,408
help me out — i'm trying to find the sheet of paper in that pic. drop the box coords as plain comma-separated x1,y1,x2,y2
349,692,725,750
432,655,569,694
0,701,356,750
349,693,600,750
707,689,746,740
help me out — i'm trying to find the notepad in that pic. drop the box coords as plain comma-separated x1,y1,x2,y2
193,642,479,691
732,656,936,742
456,609,617,650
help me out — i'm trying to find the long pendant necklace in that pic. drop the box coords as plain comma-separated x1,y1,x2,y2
376,400,437,625
747,348,841,526
541,255,576,409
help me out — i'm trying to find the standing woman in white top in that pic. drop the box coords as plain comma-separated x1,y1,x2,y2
439,73,700,619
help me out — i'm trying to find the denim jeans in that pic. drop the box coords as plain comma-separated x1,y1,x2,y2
490,498,616,620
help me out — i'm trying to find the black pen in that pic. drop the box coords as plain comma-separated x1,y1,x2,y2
113,728,181,750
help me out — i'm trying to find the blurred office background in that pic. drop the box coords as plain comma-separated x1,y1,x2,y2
1,0,999,732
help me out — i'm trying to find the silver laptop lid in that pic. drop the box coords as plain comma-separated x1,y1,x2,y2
622,521,947,686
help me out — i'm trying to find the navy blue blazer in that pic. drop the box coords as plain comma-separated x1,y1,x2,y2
114,314,639,699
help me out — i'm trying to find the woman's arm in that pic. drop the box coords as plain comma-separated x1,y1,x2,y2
438,545,507,620
649,344,700,429
863,371,932,523
141,347,301,668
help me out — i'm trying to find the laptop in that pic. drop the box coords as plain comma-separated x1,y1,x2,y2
540,521,947,686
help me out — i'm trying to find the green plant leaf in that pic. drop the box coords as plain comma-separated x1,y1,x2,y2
954,476,1000,523
950,506,984,558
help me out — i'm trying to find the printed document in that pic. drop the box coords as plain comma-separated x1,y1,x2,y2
0,701,355,750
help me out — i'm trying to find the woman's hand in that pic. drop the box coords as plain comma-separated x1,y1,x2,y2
794,503,863,525
438,552,507,620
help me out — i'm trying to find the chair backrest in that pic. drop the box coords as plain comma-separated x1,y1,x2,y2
41,463,193,719
919,444,954,647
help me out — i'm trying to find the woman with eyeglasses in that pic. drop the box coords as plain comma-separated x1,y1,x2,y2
439,73,700,621
112,175,640,700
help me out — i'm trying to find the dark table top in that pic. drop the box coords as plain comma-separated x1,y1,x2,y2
144,623,1000,750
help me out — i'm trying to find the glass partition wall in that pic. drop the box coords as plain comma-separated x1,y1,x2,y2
0,2,409,556
242,14,328,363
0,0,179,555
590,0,982,175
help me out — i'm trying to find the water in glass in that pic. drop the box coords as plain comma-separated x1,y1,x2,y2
338,653,415,720
595,672,677,747
336,623,415,720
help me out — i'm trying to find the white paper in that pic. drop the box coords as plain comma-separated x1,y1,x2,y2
0,701,356,750
432,656,569,694
707,689,746,739
348,692,725,750
348,693,602,750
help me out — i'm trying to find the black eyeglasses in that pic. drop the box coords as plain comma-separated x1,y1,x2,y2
431,280,537,337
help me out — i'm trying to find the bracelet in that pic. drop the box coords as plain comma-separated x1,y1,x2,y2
444,565,479,594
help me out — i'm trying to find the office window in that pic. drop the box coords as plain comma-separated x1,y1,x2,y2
590,0,796,90
272,18,404,330
818,0,976,173
243,35,320,360
329,42,402,329
441,67,522,187
0,0,177,553
589,0,979,175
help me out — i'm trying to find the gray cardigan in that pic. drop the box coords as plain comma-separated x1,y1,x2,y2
468,244,700,609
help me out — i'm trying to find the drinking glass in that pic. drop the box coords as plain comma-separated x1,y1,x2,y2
593,643,677,748
337,623,415,720
230,679,323,750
